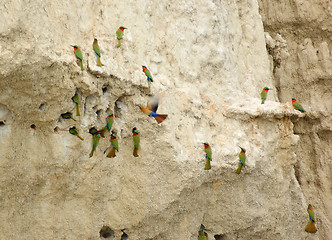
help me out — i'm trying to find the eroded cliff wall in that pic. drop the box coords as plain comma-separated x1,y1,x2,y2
0,0,330,239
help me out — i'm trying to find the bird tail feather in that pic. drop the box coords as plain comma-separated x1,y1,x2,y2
77,135,84,141
305,220,317,233
96,56,103,66
89,149,95,158
204,159,211,170
117,39,121,47
261,99,265,104
305,112,312,119
76,104,80,116
80,60,84,71
154,114,168,124
107,148,116,158
236,164,242,174
133,148,138,157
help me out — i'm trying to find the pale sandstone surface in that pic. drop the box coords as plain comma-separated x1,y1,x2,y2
0,0,330,239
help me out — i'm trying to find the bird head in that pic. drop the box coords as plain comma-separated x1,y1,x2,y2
71,45,78,50
108,112,114,118
137,105,143,109
264,87,271,91
291,98,296,103
93,38,98,43
239,146,246,153
119,26,127,30
142,65,147,71
203,142,209,147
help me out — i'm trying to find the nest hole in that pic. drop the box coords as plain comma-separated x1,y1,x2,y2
0,121,5,126
30,124,36,130
99,225,115,239
54,127,59,133
102,85,111,94
214,234,226,240
114,96,125,118
39,103,46,111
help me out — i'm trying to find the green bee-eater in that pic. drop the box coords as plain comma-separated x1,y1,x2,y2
116,26,127,47
132,127,140,157
107,132,118,158
203,142,212,170
89,133,101,158
98,112,114,137
61,112,77,121
236,147,246,174
71,45,84,71
69,127,83,140
93,38,103,66
305,204,317,233
72,93,81,116
261,87,271,104
292,98,312,118
142,65,153,83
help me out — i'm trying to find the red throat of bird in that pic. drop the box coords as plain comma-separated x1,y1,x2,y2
133,132,138,136
111,135,116,140
142,67,147,72
292,99,296,103
73,46,78,50
265,89,269,92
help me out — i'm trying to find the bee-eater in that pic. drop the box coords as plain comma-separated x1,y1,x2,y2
98,112,114,137
72,93,81,116
61,112,77,121
236,147,246,174
203,142,212,170
89,132,101,157
292,98,312,118
69,127,83,140
142,65,154,83
305,204,317,233
261,87,271,104
198,225,209,240
107,132,118,158
92,38,103,66
71,45,84,71
116,26,127,47
132,127,140,157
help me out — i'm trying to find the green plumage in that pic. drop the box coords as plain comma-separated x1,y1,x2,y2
69,127,83,140
90,133,101,158
293,102,305,112
144,69,153,82
198,230,209,240
72,46,84,71
106,113,114,131
261,87,269,104
93,39,103,66
133,127,140,157
203,143,212,170
305,204,317,233
111,134,119,151
72,93,81,116
236,147,246,174
116,26,126,47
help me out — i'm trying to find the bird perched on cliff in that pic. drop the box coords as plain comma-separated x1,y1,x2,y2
107,132,119,158
292,98,312,118
90,132,101,158
142,65,154,83
132,127,140,157
236,147,246,174
92,38,103,66
198,225,209,240
99,112,114,137
203,142,212,170
61,112,77,121
305,204,317,233
69,127,84,140
71,93,81,116
120,229,128,240
116,26,127,47
71,45,84,71
138,96,168,124
261,87,272,104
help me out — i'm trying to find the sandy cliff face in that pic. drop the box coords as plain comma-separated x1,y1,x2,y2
0,0,330,239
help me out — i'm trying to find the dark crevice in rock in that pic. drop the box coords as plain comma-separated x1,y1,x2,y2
30,124,36,129
99,225,115,239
